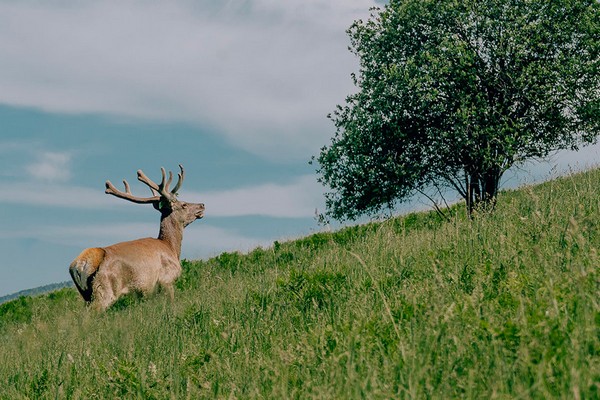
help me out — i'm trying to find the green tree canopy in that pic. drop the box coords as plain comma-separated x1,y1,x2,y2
315,0,599,220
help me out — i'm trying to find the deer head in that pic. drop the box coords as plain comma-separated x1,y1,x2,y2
69,164,204,311
105,164,204,225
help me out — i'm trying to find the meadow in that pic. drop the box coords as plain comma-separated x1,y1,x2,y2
0,169,599,399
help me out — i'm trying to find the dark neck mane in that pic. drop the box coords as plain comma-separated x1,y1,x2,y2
158,213,184,259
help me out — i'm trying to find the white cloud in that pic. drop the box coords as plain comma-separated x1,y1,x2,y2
0,223,156,246
0,174,324,218
501,142,600,187
186,175,324,218
0,1,376,160
548,142,600,172
182,224,273,259
26,151,72,182
0,182,115,209
0,222,270,260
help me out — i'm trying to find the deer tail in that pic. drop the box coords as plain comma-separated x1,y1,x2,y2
69,247,105,302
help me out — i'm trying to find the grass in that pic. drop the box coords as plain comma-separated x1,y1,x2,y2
0,168,599,399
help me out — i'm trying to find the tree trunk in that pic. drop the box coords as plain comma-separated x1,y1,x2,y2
467,169,501,216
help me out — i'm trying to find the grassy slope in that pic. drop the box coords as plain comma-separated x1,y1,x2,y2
0,169,599,399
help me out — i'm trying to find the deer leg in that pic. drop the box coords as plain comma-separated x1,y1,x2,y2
161,283,175,301
91,276,117,311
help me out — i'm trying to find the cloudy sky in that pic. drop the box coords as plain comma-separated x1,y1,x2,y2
0,0,598,297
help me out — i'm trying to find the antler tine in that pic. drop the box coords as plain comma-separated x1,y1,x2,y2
171,164,185,195
160,167,167,189
137,169,160,192
123,179,131,194
105,178,160,204
161,169,174,194
154,167,176,199
137,166,180,200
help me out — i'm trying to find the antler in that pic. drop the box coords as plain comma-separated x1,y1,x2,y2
170,164,185,195
105,165,185,204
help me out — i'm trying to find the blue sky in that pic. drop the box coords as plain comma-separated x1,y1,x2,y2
0,0,598,297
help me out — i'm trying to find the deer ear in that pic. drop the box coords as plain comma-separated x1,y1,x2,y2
152,199,169,211
158,199,171,211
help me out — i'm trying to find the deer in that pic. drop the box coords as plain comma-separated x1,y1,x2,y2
69,164,205,311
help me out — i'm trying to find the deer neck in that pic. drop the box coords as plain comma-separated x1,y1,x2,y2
158,212,184,259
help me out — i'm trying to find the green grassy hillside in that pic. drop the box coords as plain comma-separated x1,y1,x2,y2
1,169,599,399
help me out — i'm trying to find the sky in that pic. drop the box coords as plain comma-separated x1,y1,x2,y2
0,0,598,297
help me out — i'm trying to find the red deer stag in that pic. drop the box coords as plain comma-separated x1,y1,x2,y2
69,165,204,311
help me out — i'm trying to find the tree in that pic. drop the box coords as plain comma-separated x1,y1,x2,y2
314,0,599,220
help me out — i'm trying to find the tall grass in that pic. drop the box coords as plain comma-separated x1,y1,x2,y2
0,169,599,399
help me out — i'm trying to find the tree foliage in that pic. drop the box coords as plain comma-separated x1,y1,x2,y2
315,0,599,220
